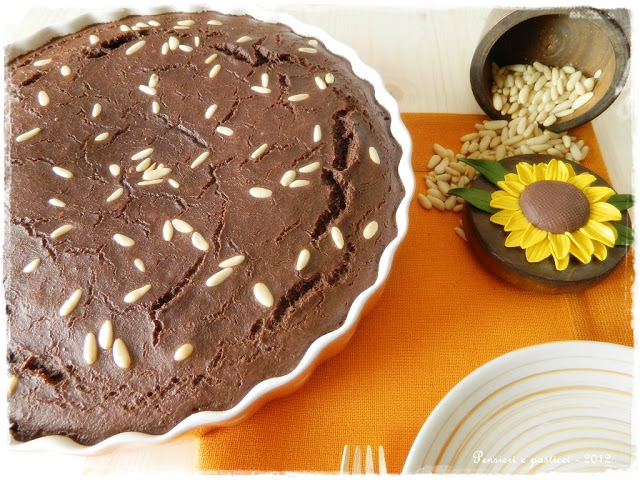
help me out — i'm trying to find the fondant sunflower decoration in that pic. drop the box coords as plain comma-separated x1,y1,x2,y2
449,158,634,271
489,159,620,270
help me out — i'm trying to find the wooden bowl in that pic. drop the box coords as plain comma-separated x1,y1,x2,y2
462,155,630,294
470,8,630,133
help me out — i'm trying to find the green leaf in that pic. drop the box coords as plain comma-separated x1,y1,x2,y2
457,158,509,185
448,187,499,214
607,194,634,212
613,223,634,246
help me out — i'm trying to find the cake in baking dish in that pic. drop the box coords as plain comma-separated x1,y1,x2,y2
6,11,404,445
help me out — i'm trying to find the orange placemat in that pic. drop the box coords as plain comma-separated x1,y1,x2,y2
195,113,634,474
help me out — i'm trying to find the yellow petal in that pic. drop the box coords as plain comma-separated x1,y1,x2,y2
533,162,548,181
505,229,525,248
605,222,619,241
546,159,570,182
548,233,571,259
584,186,616,203
490,194,521,211
569,240,591,264
520,224,548,249
503,173,521,184
567,172,596,190
567,230,594,257
504,210,531,232
516,163,535,185
553,253,570,271
490,209,514,226
497,180,526,197
592,240,609,261
525,240,552,263
590,202,622,222
564,162,577,178
491,190,515,201
580,219,617,247
546,158,558,178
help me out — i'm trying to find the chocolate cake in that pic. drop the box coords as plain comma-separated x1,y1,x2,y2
5,11,404,445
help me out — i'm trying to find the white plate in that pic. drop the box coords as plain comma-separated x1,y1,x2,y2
403,341,634,474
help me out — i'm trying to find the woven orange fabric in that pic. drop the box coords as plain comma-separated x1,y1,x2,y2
194,113,633,474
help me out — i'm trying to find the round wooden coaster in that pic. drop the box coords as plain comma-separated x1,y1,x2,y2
462,154,630,293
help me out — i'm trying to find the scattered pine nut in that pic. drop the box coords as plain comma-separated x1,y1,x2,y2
289,179,310,188
280,170,296,187
253,282,274,307
22,258,41,273
191,232,210,251
363,221,379,239
8,375,18,398
60,289,82,316
454,227,467,242
51,224,74,238
331,227,344,249
417,194,432,209
288,93,310,102
113,338,131,369
112,233,135,247
52,166,73,178
369,146,381,164
206,268,233,287
191,151,210,169
172,218,193,233
219,255,245,268
249,187,273,198
251,143,268,159
126,40,146,55
163,220,174,241
38,90,50,106
99,320,114,350
16,127,41,142
48,198,66,207
124,284,151,303
84,333,98,365
106,187,124,202
251,86,271,94
299,162,320,173
216,126,233,136
296,249,310,271
174,343,194,361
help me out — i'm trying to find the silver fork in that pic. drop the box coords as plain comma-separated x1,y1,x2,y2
340,445,387,474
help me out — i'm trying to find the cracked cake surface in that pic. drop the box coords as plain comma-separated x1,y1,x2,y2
5,11,403,445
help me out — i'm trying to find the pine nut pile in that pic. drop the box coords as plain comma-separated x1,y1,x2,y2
491,61,601,129
418,60,600,240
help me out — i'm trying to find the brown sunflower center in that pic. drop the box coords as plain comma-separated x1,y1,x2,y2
519,180,590,234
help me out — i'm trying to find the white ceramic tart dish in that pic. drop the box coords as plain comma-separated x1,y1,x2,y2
6,5,413,453
403,341,634,474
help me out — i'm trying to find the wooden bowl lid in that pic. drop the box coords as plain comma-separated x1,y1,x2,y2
462,155,630,293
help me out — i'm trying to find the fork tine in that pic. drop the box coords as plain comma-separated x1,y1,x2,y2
365,445,374,474
340,445,350,474
378,446,387,475
352,445,362,474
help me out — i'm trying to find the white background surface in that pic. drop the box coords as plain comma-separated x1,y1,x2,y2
3,0,637,475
